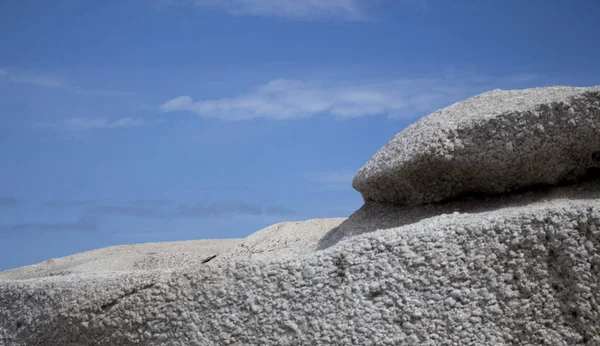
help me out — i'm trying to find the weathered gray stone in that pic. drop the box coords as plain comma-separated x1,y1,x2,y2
212,218,345,264
353,86,600,205
2,184,600,345
0,239,240,281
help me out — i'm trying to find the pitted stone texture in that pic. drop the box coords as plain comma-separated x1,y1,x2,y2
2,197,600,345
319,178,600,249
212,218,345,264
353,86,600,205
0,239,239,281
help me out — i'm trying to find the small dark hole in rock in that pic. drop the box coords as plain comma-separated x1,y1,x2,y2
592,151,600,162
548,249,555,258
584,167,600,180
16,321,23,329
583,336,589,344
367,290,384,299
571,310,578,318
551,283,560,291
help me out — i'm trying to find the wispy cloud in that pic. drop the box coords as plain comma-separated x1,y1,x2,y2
129,199,171,207
160,73,539,121
93,205,167,218
47,198,295,219
160,78,462,120
179,201,295,217
45,199,98,208
8,217,97,232
191,0,367,21
0,68,131,96
44,117,164,131
5,72,67,88
0,197,20,208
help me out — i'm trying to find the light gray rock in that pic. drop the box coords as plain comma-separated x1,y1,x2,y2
0,239,240,281
353,86,600,205
320,178,600,249
2,186,600,345
212,218,346,264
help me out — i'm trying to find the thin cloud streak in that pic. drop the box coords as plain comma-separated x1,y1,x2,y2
192,0,367,21
45,199,98,208
0,68,131,97
42,117,164,131
129,199,172,207
180,201,295,217
8,217,97,232
93,205,167,218
7,73,67,88
76,200,296,218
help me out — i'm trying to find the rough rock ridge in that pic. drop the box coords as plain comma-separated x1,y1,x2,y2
1,85,600,346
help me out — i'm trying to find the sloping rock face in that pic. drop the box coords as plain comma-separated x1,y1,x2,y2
1,190,600,345
353,86,600,205
212,218,345,264
0,239,240,281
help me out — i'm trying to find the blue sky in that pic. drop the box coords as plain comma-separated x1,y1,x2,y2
1,0,599,271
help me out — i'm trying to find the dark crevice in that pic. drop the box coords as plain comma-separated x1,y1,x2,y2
100,283,156,311
201,254,218,264
426,165,600,207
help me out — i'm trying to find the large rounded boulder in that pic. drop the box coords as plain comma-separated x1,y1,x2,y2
353,86,600,205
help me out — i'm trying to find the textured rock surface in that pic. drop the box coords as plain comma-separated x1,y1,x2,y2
353,86,600,205
320,178,600,249
213,218,345,264
0,239,240,281
2,186,600,345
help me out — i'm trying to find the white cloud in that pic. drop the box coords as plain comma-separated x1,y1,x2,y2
61,117,163,130
160,70,541,121
160,78,484,120
193,0,366,20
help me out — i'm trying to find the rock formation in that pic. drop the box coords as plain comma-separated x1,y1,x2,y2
353,86,600,205
0,239,240,281
1,86,600,346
